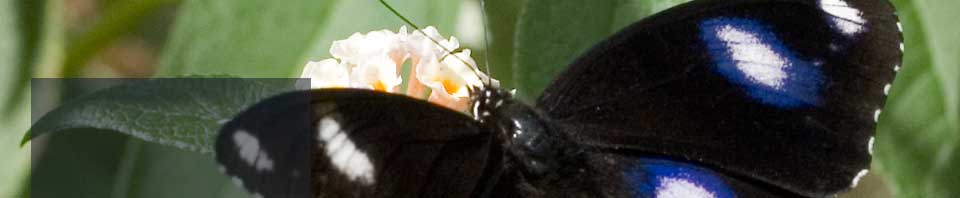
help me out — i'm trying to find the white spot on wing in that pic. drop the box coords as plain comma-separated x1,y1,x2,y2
656,177,716,198
319,117,340,140
873,109,882,122
868,136,875,155
317,116,376,184
819,0,866,36
232,130,274,171
883,84,892,95
851,169,869,188
717,25,788,89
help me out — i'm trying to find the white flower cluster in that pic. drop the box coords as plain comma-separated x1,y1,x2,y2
300,26,488,111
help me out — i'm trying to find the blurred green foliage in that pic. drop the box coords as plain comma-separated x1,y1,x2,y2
5,0,958,197
874,0,960,197
513,0,689,100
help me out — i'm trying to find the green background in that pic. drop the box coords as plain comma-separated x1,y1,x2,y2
3,0,958,197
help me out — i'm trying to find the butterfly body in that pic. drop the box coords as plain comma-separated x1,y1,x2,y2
215,0,902,197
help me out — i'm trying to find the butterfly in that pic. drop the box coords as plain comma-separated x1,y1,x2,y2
214,0,902,197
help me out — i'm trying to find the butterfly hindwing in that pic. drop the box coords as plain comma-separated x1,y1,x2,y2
216,89,495,198
536,0,901,196
611,155,795,198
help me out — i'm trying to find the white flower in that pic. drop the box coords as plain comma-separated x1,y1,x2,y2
330,29,406,68
351,56,402,92
300,59,350,89
400,26,472,102
300,26,495,112
417,49,482,110
404,26,460,65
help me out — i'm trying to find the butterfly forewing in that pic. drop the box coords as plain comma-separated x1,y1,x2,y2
216,89,495,198
216,90,314,198
536,0,901,196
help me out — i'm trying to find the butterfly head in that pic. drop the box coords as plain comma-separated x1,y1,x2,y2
470,85,511,121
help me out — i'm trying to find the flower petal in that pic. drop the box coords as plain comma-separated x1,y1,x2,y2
416,48,481,110
406,26,459,60
428,91,470,112
330,29,404,67
440,49,482,88
300,59,350,89
351,56,402,93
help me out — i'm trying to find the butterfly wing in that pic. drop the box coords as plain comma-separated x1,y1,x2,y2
536,0,901,196
215,89,497,198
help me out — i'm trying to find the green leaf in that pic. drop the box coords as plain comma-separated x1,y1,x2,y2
513,0,688,101
30,131,244,198
23,78,302,153
873,0,960,198
156,0,460,78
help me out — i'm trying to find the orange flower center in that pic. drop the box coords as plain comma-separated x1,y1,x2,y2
441,79,460,94
373,80,387,91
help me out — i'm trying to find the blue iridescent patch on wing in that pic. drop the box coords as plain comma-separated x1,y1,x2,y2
626,158,736,198
699,18,824,108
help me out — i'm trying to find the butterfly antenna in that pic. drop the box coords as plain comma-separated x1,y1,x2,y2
379,0,489,85
479,0,493,86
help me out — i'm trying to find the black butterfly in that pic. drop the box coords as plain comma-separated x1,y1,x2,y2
214,0,902,197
